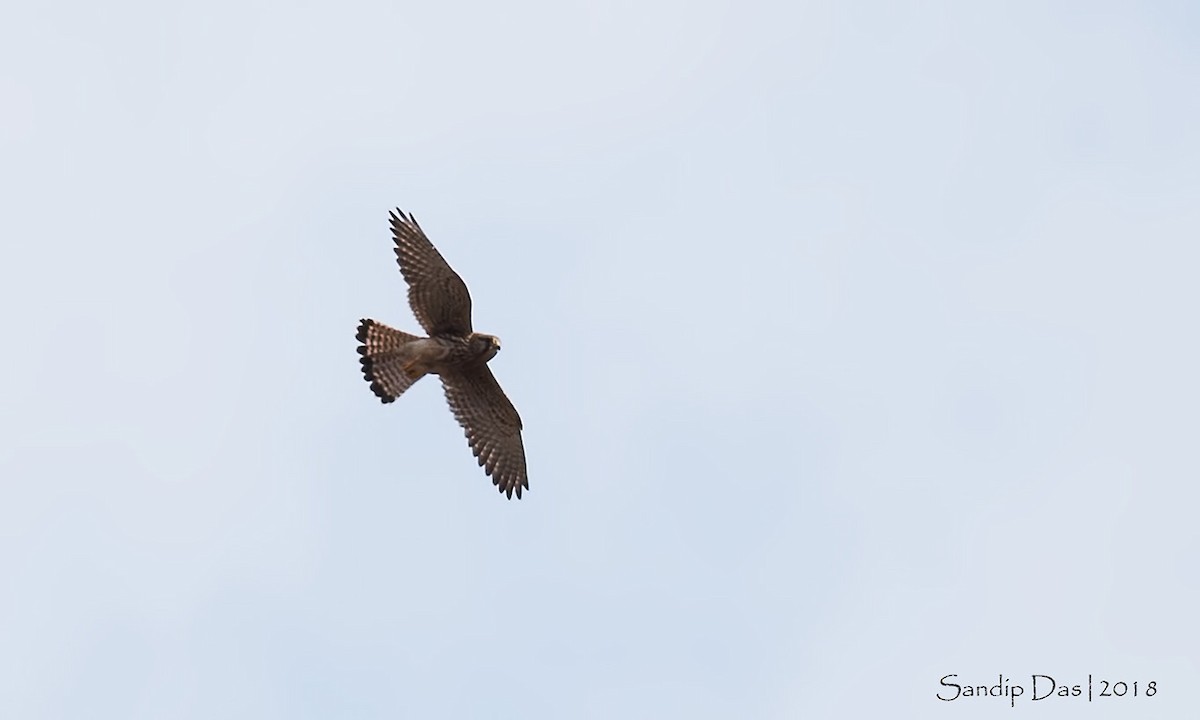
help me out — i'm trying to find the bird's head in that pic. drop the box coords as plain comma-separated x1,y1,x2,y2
470,333,501,362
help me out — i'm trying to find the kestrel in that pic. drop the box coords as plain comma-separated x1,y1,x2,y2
356,209,528,499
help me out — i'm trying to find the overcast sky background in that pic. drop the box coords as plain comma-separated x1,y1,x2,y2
2,1,1198,717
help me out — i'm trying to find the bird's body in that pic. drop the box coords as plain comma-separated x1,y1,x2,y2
394,333,498,377
356,209,528,499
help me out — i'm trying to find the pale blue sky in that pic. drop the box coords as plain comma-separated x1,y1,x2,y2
1,1,1198,717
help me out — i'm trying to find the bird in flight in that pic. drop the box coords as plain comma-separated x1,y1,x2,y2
356,209,528,499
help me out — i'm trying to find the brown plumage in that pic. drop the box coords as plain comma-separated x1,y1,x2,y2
357,209,528,499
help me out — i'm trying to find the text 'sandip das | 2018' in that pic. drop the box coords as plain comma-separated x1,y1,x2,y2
937,674,1157,708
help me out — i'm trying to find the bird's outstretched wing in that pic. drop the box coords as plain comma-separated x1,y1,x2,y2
390,209,473,337
440,365,528,499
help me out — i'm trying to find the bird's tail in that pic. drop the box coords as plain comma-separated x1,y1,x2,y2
356,319,426,403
